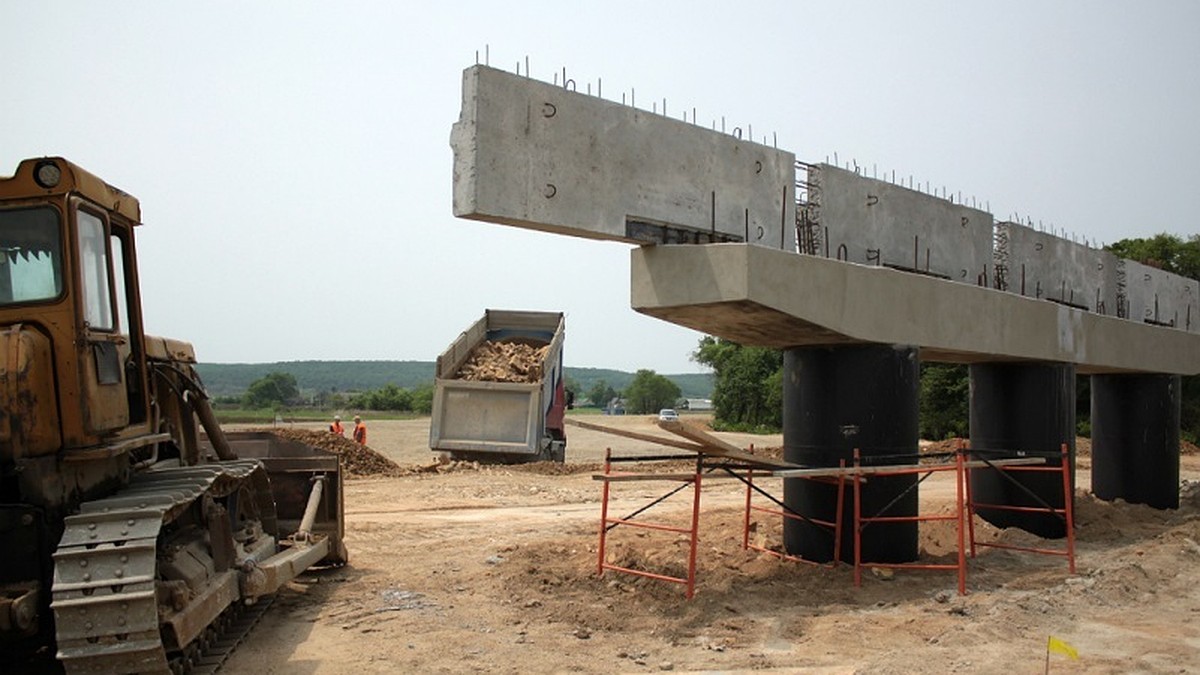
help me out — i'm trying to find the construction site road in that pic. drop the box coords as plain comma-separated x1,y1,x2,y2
222,415,1200,674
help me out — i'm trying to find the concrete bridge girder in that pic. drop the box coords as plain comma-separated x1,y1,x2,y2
630,243,1200,376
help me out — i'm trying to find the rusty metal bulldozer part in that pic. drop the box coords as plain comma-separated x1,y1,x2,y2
0,156,348,673
217,431,349,566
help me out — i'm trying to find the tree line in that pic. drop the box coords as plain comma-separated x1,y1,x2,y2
228,371,435,414
199,361,713,401
231,369,684,415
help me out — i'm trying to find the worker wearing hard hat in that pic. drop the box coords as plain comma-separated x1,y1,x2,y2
330,415,345,436
353,415,367,445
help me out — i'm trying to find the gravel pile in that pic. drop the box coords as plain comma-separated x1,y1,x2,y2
263,428,405,478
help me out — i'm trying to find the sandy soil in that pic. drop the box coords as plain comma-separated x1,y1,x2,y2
222,415,1200,674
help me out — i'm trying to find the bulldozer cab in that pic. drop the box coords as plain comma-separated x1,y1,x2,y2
0,158,346,667
0,157,151,462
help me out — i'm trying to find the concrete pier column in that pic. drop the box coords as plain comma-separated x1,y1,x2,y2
782,344,919,564
968,363,1075,538
1091,374,1181,509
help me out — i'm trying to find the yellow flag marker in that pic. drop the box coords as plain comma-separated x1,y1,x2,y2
1047,635,1079,660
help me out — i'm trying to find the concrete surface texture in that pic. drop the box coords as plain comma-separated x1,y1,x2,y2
630,243,1200,375
808,163,993,282
451,65,796,249
997,221,1116,311
1123,258,1198,329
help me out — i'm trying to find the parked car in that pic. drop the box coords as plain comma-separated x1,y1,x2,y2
658,408,680,421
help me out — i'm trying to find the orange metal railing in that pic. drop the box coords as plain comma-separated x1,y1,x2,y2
965,443,1076,573
742,462,846,567
596,448,703,598
594,440,1074,599
850,447,969,595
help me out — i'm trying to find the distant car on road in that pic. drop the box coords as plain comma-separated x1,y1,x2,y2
658,408,679,421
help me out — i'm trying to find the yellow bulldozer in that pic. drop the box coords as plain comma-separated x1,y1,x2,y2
0,157,347,673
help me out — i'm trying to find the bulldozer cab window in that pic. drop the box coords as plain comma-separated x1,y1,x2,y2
76,208,115,331
110,231,130,336
0,206,64,305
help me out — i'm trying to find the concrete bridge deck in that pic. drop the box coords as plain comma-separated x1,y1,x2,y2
631,243,1200,376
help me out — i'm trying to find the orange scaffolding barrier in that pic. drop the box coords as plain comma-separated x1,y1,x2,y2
965,443,1076,573
592,442,1070,599
595,449,703,598
742,462,846,567
851,448,969,595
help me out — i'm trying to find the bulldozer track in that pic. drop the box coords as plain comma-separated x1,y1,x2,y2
183,595,273,675
51,461,266,675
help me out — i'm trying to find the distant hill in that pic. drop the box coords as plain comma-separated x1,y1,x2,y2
196,361,433,397
195,360,713,400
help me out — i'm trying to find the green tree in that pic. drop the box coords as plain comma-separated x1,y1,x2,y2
410,385,435,415
372,384,413,411
623,369,681,414
693,337,782,431
919,363,969,440
586,379,618,408
347,383,417,411
1107,233,1200,280
241,371,299,409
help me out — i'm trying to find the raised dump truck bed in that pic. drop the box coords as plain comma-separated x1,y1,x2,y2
429,309,567,462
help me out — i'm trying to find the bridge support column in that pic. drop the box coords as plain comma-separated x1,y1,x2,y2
968,363,1075,537
1091,374,1181,509
782,344,919,564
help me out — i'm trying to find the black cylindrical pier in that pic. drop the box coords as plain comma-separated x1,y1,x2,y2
968,362,1075,538
782,344,919,564
1091,374,1181,510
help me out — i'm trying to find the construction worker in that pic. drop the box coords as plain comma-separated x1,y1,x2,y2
330,415,344,436
352,415,367,445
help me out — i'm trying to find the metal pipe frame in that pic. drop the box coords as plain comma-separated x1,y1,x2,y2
965,444,1076,573
852,447,969,596
596,448,703,598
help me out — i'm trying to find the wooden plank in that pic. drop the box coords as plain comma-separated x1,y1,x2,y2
592,472,700,483
566,417,797,469
564,417,707,452
656,419,744,454
591,457,1047,483
772,456,1046,478
657,419,797,469
961,457,1049,470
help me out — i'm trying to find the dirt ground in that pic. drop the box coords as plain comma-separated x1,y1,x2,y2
223,415,1200,674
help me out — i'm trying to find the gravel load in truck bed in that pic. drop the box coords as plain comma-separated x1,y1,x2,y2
454,340,548,383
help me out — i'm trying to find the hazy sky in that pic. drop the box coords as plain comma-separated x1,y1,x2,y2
3,2,1198,373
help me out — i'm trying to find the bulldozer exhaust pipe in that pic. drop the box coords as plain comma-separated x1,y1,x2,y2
188,389,237,461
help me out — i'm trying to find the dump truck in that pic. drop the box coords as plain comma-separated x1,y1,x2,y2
430,309,567,463
0,157,347,673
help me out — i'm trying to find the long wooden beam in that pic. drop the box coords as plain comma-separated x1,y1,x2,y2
564,417,706,452
566,417,795,468
657,419,797,469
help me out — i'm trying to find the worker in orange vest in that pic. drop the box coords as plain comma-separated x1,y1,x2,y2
329,415,344,436
352,415,367,445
